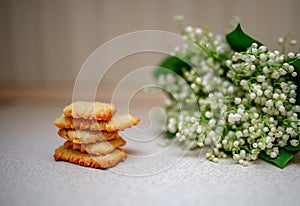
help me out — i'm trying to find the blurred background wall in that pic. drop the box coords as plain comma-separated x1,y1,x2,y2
0,0,299,91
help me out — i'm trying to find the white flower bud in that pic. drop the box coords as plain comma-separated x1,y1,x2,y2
270,152,277,158
185,26,193,33
250,93,256,99
235,97,241,104
273,93,279,99
280,93,286,100
289,98,296,104
257,90,263,96
213,158,219,163
257,75,266,82
233,141,239,147
195,28,202,35
290,139,299,146
288,52,295,58
259,46,267,52
290,39,297,46
259,53,267,61
236,131,243,138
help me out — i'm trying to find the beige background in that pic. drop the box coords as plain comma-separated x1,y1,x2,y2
0,0,300,95
1,2,300,205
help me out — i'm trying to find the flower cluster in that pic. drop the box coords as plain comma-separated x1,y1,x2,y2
156,17,300,166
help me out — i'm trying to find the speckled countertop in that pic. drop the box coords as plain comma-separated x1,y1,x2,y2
1,103,300,206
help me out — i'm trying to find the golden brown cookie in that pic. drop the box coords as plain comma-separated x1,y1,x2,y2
58,129,117,144
64,135,126,155
63,101,116,121
54,145,126,169
54,114,140,132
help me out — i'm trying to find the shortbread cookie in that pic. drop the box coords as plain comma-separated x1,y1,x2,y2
54,146,126,169
63,101,116,121
64,136,126,155
58,129,117,144
54,114,140,132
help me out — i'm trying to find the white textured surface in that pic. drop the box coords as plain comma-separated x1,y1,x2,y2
0,104,300,206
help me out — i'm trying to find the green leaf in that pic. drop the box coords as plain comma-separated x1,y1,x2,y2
259,149,295,169
284,144,300,153
226,24,263,52
154,56,191,79
291,58,300,70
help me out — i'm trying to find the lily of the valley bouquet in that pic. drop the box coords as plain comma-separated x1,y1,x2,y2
155,16,300,168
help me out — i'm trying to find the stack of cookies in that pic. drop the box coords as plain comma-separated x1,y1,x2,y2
53,101,139,169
